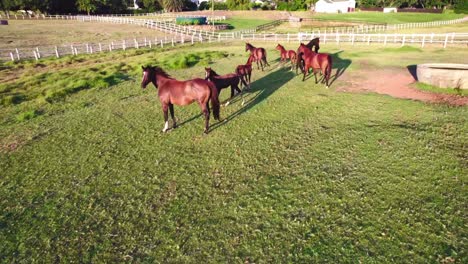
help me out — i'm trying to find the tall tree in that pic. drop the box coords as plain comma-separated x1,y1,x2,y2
162,0,183,12
76,0,98,15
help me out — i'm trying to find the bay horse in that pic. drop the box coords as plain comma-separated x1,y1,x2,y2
235,54,254,90
245,43,269,71
275,43,297,68
305,37,320,53
205,67,248,106
141,66,220,134
296,43,332,87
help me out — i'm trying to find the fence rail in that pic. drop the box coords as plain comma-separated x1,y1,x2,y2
2,32,467,62
1,15,467,61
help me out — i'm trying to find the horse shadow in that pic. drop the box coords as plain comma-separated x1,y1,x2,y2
329,51,352,86
209,67,295,131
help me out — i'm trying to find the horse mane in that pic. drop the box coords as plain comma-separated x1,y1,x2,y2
152,66,174,79
207,68,219,77
246,43,255,49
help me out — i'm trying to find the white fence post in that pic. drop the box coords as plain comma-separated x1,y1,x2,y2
55,46,60,58
10,52,15,61
444,34,448,48
15,48,20,60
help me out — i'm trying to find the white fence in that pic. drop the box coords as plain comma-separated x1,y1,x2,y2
1,15,467,61
2,32,467,61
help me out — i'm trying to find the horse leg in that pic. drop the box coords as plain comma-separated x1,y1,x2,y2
201,102,210,134
313,69,318,84
161,104,169,133
169,103,177,129
302,66,308,82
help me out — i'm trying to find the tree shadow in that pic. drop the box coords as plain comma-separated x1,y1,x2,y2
209,67,295,132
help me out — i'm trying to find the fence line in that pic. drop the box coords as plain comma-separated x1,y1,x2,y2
2,32,467,62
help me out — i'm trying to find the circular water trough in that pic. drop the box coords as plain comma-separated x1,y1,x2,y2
417,63,468,89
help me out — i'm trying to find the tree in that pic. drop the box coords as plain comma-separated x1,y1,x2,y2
76,0,98,15
0,0,21,15
141,0,163,11
162,0,184,12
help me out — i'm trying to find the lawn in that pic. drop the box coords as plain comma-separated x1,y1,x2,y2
0,41,467,262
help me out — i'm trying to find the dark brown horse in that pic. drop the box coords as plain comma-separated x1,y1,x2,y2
275,43,297,68
296,43,332,87
235,54,255,89
141,66,220,134
205,67,248,106
245,43,269,71
305,37,320,53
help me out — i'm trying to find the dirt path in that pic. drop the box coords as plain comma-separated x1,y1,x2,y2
336,66,468,106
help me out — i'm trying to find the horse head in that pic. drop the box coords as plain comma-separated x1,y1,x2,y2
245,42,251,52
141,66,156,89
275,44,282,50
204,67,212,80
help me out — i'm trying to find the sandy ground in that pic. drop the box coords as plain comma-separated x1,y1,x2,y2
336,64,467,106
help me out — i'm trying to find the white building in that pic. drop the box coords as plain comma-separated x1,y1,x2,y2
315,0,356,13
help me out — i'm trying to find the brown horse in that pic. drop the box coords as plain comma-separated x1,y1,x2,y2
245,43,270,71
235,54,255,89
205,67,248,106
305,37,320,53
275,43,297,68
296,43,332,87
141,66,220,134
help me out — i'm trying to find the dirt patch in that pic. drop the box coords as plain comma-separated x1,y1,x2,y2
337,65,468,106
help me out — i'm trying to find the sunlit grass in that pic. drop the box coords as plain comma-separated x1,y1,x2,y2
0,42,467,262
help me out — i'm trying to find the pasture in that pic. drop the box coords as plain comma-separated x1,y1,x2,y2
0,20,168,50
1,14,467,262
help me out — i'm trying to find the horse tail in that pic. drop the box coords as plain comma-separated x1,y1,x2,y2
262,48,269,66
208,81,220,120
325,55,333,87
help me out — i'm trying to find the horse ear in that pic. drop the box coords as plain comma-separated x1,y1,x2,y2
142,65,145,70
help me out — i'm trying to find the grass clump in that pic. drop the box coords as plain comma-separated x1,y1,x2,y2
1,94,26,106
160,51,229,69
16,109,40,122
382,46,422,53
414,82,468,96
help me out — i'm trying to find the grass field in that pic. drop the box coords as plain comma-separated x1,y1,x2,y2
312,12,465,24
0,40,467,262
0,20,169,50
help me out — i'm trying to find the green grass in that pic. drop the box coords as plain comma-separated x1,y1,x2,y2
312,12,465,24
220,17,272,31
0,42,467,262
413,82,468,96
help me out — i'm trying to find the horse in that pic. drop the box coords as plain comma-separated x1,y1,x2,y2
296,43,332,87
305,37,320,53
245,42,270,71
235,54,254,90
275,43,297,68
205,67,249,106
141,66,220,134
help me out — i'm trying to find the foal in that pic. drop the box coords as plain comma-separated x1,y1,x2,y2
275,43,297,69
205,67,248,106
245,42,270,71
235,54,254,90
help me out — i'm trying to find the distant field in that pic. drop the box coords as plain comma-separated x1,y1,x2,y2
311,12,465,24
0,20,169,49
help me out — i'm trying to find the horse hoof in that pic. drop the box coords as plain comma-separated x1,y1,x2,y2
241,100,245,106
204,130,209,134
224,101,230,107
326,86,329,89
